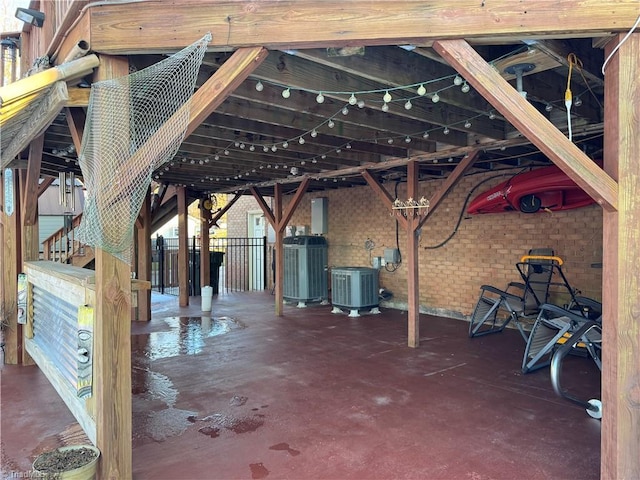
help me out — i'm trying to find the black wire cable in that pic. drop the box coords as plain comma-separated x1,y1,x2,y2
424,171,523,249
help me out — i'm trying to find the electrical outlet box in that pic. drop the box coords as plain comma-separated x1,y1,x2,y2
384,248,400,264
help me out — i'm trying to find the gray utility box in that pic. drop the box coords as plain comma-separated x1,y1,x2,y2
283,235,328,302
331,267,379,309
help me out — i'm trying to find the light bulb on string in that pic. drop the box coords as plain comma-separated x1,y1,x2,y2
316,92,325,103
214,154,220,160
310,129,318,137
357,99,365,108
348,94,357,105
431,92,440,103
224,150,230,155
383,91,392,103
422,131,430,139
342,106,349,115
464,120,472,128
282,141,289,148
387,138,394,144
271,145,277,152
404,100,412,110
545,103,553,112
255,81,264,92
346,143,352,149
381,102,389,112
488,111,496,120
453,75,463,86
263,146,269,152
574,96,582,107
443,127,450,135
298,137,305,144
461,82,470,93
417,84,427,96
282,88,291,99
405,136,412,143
327,119,335,128
249,145,255,151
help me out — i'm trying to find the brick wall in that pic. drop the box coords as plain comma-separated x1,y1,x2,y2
226,195,262,237
283,171,603,319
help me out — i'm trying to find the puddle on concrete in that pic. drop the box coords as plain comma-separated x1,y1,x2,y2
133,316,242,360
269,442,301,456
195,412,265,436
198,426,220,438
250,462,270,479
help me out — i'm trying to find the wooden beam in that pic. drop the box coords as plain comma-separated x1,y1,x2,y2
86,1,639,53
110,47,268,183
601,32,640,480
65,107,87,152
186,47,268,137
361,169,408,229
37,176,55,196
280,177,311,229
22,135,44,226
432,39,618,212
250,187,276,226
210,192,243,228
418,149,479,229
1,81,68,169
406,160,420,348
177,186,189,307
135,189,152,321
92,54,132,480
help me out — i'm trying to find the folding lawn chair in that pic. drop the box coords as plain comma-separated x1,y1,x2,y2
468,248,556,342
521,297,602,374
550,316,603,418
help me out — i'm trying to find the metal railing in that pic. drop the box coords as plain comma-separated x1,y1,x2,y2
151,236,267,296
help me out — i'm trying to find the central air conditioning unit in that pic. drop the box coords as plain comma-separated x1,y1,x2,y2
283,235,328,307
331,267,380,317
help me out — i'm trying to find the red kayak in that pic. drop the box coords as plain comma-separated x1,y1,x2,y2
467,164,598,214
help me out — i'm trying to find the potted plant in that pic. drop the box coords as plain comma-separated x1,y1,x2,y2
32,445,100,479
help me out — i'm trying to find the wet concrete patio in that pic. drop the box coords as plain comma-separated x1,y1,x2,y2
1,291,601,479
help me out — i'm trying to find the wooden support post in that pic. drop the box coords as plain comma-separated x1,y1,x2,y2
92,54,132,480
1,168,22,364
18,137,44,365
177,186,189,307
272,184,284,316
135,189,151,321
406,160,420,348
602,32,640,480
250,180,310,316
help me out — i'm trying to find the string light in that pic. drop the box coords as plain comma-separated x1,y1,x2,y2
545,103,553,112
316,92,325,103
327,119,335,128
349,93,357,105
383,91,392,103
417,84,426,96
357,99,365,108
431,92,440,103
255,81,264,92
282,88,291,98
461,82,470,93
453,75,463,86
464,121,472,128
310,129,318,137
443,127,450,135
404,100,413,110
381,103,390,112
488,111,497,119
341,106,349,115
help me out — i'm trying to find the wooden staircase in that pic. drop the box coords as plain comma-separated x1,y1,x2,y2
42,213,95,268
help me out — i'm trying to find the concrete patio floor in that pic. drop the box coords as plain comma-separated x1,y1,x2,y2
1,291,601,479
